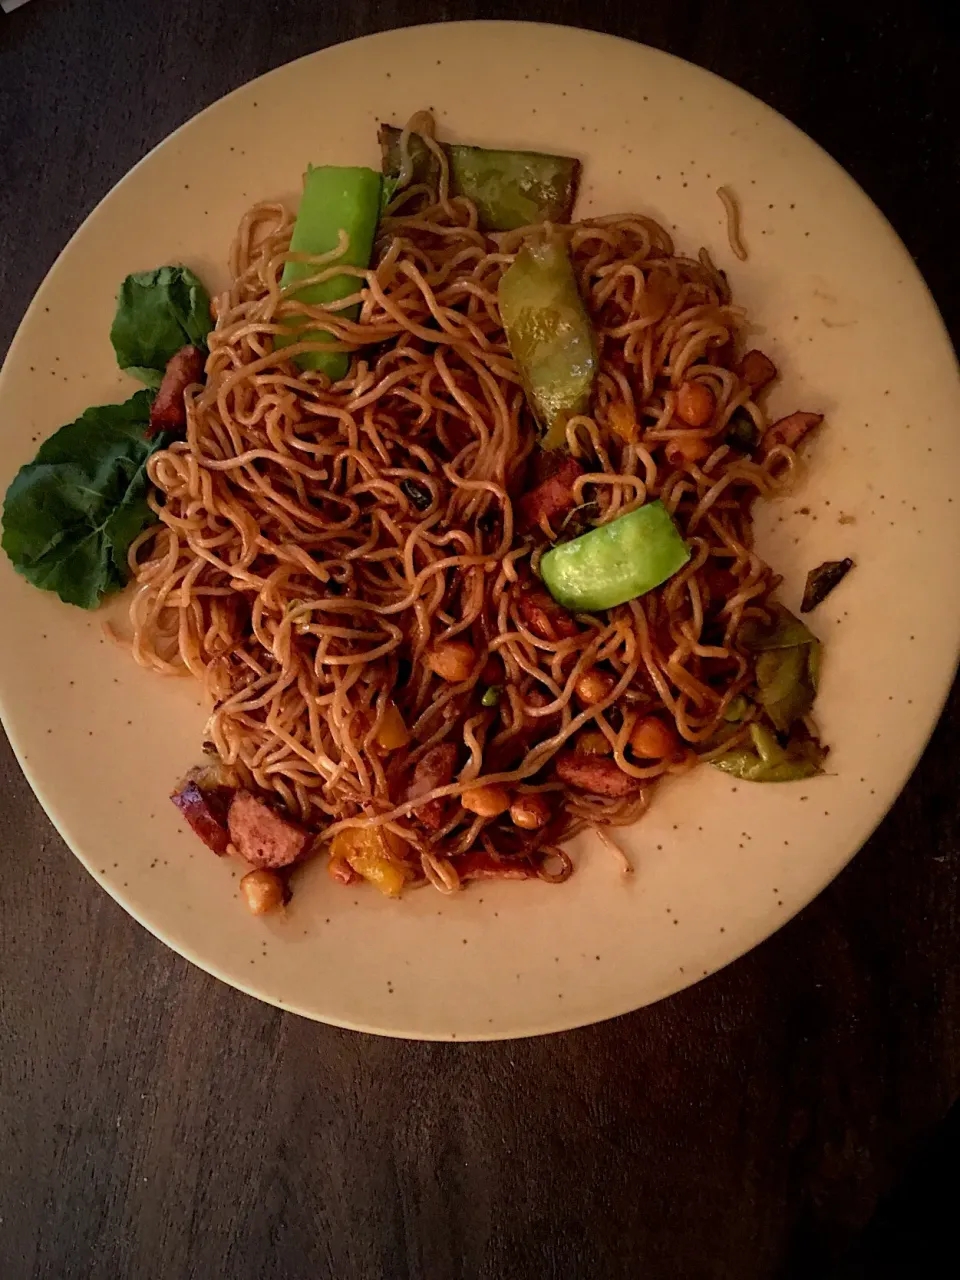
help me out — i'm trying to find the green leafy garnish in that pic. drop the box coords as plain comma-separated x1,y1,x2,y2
1,391,167,609
110,266,212,387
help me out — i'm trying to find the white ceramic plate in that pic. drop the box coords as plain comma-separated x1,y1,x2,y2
1,22,958,1040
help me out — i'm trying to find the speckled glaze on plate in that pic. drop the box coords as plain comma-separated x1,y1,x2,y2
0,22,958,1040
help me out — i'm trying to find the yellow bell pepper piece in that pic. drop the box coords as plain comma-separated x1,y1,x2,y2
331,826,408,898
375,702,410,751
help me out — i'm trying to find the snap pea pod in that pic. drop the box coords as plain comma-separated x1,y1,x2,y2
540,500,690,612
275,165,383,379
378,125,581,231
498,240,598,449
712,723,825,782
740,605,820,734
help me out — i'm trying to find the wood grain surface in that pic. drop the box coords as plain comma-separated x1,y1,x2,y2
0,2,957,1277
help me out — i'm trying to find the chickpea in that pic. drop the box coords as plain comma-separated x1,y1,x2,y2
509,793,551,830
576,730,613,756
666,434,711,465
575,667,616,705
676,380,716,427
425,639,475,683
240,868,285,915
461,783,512,818
629,715,680,759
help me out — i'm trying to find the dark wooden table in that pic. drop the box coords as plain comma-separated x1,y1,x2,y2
1,2,957,1277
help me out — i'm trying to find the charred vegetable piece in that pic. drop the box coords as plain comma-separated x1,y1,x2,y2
712,723,825,782
399,477,433,511
726,408,759,452
740,604,820,734
276,165,383,379
540,500,690,612
801,558,854,613
378,125,581,231
498,240,598,449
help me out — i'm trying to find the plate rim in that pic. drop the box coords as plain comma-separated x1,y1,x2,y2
1,19,959,1039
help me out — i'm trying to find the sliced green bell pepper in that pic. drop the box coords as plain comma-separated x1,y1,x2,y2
378,125,581,231
498,240,598,449
540,500,690,612
275,165,383,379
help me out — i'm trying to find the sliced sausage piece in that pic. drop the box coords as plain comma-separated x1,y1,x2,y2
404,743,458,830
457,851,538,881
516,581,579,641
761,411,823,454
147,344,206,437
227,790,310,869
170,779,231,855
554,751,644,798
737,349,777,393
518,455,585,531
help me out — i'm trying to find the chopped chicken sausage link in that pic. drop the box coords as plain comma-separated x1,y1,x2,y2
147,345,206,437
554,751,644,798
227,790,309,869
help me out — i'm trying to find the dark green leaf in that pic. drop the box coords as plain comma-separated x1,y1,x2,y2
801,558,854,613
110,266,212,386
2,391,167,609
399,477,432,511
726,407,759,452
